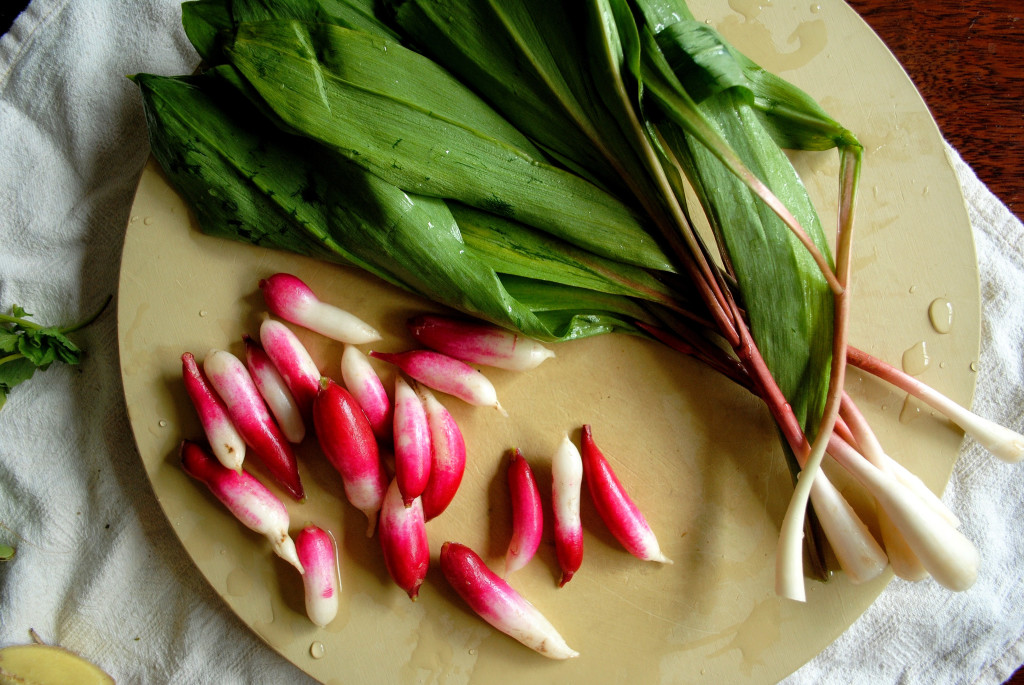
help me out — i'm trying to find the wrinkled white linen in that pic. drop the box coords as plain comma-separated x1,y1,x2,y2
0,1,1021,683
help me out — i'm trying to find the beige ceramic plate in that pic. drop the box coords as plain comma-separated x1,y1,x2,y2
118,1,981,683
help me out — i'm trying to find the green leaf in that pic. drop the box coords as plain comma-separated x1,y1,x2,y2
223,19,673,271
0,328,19,353
133,71,652,342
0,356,40,395
666,89,835,438
0,543,14,561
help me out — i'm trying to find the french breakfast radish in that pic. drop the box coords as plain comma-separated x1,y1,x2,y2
369,349,506,415
407,314,555,371
203,349,304,500
439,542,579,660
505,448,543,575
259,272,381,344
580,425,671,564
312,377,387,536
180,440,303,573
417,386,467,521
295,525,340,627
259,318,321,419
243,335,305,444
340,344,392,440
378,478,430,600
551,435,584,586
181,352,245,472
392,376,432,507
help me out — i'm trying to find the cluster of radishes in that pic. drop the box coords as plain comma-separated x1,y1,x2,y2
177,272,670,659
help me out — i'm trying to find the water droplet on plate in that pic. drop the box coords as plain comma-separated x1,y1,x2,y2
199,310,208,318
902,341,930,376
928,298,953,334
158,419,168,427
970,361,979,372
810,3,821,12
310,641,326,659
143,216,154,226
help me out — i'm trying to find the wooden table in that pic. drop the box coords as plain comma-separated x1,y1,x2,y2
849,0,1024,224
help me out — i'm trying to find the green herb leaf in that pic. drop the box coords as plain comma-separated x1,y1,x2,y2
0,298,109,410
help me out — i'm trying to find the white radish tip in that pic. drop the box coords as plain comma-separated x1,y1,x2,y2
495,401,509,418
275,535,305,575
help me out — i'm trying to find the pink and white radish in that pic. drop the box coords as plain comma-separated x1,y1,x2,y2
407,314,555,371
180,439,303,572
260,272,381,344
392,376,432,507
181,352,245,472
580,425,671,564
551,435,584,586
505,448,543,575
417,386,466,521
439,541,579,660
203,349,304,500
340,344,392,441
378,478,430,600
243,335,305,444
295,525,340,627
312,377,388,536
259,318,321,419
369,349,506,415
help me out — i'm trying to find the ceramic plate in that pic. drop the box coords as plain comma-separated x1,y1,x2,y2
118,1,980,682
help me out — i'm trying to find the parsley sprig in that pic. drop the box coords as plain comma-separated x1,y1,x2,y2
0,295,111,410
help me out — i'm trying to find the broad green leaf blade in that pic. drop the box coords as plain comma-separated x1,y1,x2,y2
631,0,857,150
450,203,680,304
230,0,401,40
182,0,400,64
181,0,233,62
667,89,835,437
388,0,622,189
224,19,673,271
133,71,647,342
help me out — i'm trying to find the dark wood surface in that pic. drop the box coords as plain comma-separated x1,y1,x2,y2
848,0,1024,223
1,0,1021,681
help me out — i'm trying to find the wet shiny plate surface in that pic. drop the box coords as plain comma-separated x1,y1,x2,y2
117,1,980,682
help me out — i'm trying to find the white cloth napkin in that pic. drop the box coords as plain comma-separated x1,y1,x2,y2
0,1,1021,683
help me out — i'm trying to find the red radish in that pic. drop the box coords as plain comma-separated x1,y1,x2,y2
580,425,671,564
340,344,392,440
180,439,303,572
369,349,506,415
312,377,387,536
295,525,340,627
259,272,381,344
203,349,304,500
181,352,245,472
259,318,321,419
417,386,466,521
551,435,584,586
439,542,579,660
378,479,429,600
407,314,555,371
392,376,432,507
243,335,305,444
505,449,543,575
